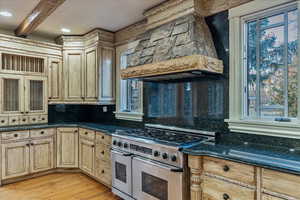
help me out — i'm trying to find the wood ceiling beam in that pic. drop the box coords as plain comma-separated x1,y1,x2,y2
15,0,66,37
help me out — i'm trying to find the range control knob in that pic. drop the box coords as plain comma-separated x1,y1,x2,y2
113,140,117,146
162,153,168,159
117,141,122,147
124,143,128,148
171,155,177,162
153,151,160,157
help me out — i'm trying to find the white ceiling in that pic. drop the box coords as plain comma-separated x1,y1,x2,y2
0,0,165,39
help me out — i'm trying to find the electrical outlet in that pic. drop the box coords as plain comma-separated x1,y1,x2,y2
103,106,108,112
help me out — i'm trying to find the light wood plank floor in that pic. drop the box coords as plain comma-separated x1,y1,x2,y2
0,173,121,200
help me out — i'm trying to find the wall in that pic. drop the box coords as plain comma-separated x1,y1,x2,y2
144,11,229,133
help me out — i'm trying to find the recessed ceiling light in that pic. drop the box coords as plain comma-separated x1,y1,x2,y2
61,28,71,33
0,11,12,17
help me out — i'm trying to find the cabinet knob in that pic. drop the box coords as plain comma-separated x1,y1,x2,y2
101,170,104,174
85,132,88,135
40,131,44,135
223,193,230,200
31,143,34,146
25,112,29,114
26,144,30,147
22,119,26,122
42,118,45,120
74,130,78,133
1,120,5,123
12,119,16,122
101,136,104,139
14,134,18,137
92,145,95,148
223,165,230,172
21,112,24,114
32,118,36,121
101,151,104,155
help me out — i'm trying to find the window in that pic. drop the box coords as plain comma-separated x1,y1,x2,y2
227,0,300,138
115,44,143,121
244,8,298,121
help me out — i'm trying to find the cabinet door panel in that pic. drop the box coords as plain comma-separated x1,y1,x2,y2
79,139,94,175
48,58,62,101
85,47,98,101
57,128,79,168
64,51,84,101
2,141,30,180
30,137,54,173
99,48,115,104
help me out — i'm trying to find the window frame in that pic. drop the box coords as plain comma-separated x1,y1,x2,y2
115,43,143,122
226,0,300,138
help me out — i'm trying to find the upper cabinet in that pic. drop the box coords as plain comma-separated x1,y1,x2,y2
56,29,115,105
48,57,63,102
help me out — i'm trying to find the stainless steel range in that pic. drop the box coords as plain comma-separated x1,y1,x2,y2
111,125,214,200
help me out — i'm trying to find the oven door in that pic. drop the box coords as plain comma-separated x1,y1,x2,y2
111,150,133,199
132,156,184,200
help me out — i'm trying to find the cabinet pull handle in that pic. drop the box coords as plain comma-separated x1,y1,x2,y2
223,165,230,172
223,193,230,200
14,134,18,137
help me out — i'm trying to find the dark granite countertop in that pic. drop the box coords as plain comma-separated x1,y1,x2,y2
183,135,300,175
0,123,134,135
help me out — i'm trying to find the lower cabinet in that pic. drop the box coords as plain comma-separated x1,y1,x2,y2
2,136,54,180
57,128,79,168
30,138,54,173
1,141,30,180
79,138,95,175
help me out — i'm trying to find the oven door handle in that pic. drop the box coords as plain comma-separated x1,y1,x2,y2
122,153,133,157
170,168,184,173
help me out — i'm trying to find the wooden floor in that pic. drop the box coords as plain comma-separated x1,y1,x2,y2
0,173,121,200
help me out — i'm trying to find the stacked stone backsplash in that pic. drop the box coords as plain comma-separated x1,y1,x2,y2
127,14,217,67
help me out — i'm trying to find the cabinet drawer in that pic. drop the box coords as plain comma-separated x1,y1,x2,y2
31,128,54,138
97,143,111,162
202,176,255,200
98,162,111,186
262,194,284,200
203,157,255,185
0,117,8,126
262,169,300,198
1,130,30,141
79,128,95,140
9,116,19,126
96,132,111,145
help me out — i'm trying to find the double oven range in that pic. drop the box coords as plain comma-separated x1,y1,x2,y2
111,125,214,200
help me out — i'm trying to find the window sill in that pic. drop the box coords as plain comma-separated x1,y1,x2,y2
114,111,143,122
225,119,300,139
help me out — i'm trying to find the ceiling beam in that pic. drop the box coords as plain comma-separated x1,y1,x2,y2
15,0,66,37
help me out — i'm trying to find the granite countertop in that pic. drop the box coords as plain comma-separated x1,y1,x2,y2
183,137,300,175
0,122,134,135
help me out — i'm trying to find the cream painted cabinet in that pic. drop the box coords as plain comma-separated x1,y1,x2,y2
57,128,79,168
84,46,98,102
63,50,85,103
0,74,48,126
48,57,63,103
30,137,54,173
1,141,30,180
99,47,115,104
79,138,95,175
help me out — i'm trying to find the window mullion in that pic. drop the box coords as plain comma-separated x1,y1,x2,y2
256,20,261,119
284,11,289,118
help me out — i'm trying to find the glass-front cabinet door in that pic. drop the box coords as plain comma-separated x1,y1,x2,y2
0,74,24,115
24,76,47,115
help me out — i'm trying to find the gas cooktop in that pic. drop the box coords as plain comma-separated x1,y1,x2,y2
115,127,213,146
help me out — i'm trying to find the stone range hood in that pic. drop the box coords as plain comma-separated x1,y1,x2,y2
121,14,224,81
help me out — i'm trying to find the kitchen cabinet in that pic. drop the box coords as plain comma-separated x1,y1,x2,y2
48,57,63,103
56,128,79,168
1,141,30,180
79,128,95,175
30,137,54,173
0,74,48,127
1,129,55,180
84,46,98,103
63,50,85,103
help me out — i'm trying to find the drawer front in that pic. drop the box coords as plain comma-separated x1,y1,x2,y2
29,115,39,124
202,176,255,200
9,116,19,126
97,143,111,162
98,162,111,186
79,128,95,141
30,128,55,138
1,130,30,141
96,132,111,145
0,117,8,126
262,194,285,200
19,116,29,125
203,157,255,185
262,169,300,199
